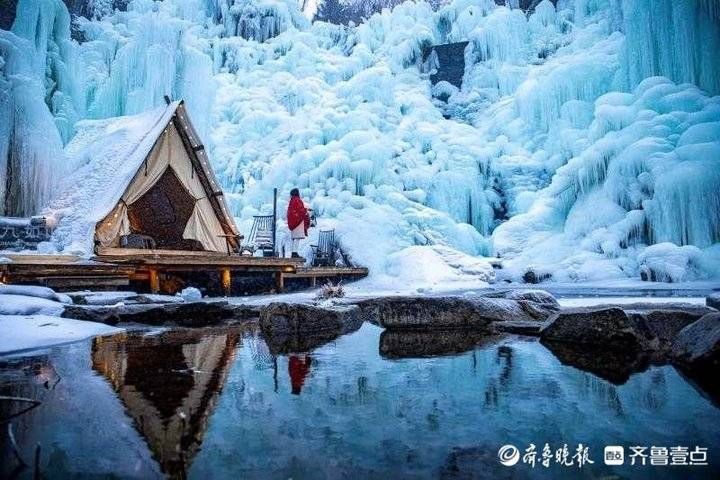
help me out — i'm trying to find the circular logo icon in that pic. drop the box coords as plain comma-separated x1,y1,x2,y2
498,444,520,466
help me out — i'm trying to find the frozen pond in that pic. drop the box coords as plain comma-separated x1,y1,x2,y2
1,323,718,479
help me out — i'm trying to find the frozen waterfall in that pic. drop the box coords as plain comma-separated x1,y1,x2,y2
1,0,718,285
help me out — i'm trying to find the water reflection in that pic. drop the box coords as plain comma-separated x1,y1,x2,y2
541,339,651,384
379,330,500,359
263,319,363,355
288,354,312,395
91,328,241,479
0,323,718,479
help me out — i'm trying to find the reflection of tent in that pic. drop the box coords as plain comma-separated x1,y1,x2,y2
50,100,240,254
92,329,240,478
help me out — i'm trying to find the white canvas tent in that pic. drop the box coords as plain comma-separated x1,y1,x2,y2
49,101,240,255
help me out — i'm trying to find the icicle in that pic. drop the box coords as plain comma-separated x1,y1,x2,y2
620,0,720,95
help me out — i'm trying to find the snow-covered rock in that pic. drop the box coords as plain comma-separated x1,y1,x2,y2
0,294,65,316
671,313,720,368
0,284,72,304
637,243,705,283
180,287,203,302
358,290,559,330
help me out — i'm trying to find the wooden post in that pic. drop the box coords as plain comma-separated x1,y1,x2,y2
272,187,277,257
220,268,232,296
149,268,160,294
275,271,284,293
310,276,317,288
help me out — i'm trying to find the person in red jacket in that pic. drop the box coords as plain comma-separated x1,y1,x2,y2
287,188,310,258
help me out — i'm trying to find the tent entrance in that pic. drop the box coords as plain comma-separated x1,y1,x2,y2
126,167,203,250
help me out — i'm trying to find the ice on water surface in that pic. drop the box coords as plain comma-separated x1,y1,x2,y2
0,0,719,284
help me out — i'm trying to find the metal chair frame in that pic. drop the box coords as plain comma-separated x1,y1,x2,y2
242,215,275,256
311,229,336,267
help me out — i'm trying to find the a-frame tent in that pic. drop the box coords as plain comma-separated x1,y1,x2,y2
50,100,240,255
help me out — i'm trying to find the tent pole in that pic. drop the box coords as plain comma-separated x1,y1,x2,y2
272,187,277,257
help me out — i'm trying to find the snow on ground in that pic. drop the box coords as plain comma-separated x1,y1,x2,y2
557,297,709,308
0,284,72,304
230,278,719,308
0,294,65,316
1,0,719,287
0,315,122,356
0,285,124,356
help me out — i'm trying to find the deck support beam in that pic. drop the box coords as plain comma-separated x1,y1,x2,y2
220,268,232,296
275,271,284,293
149,268,160,294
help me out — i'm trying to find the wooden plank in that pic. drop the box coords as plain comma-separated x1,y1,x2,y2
96,247,230,258
43,277,130,288
117,259,298,270
4,254,83,264
6,265,136,276
94,248,303,268
286,267,369,278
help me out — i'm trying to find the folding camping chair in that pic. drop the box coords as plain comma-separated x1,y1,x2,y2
311,229,336,267
241,215,275,256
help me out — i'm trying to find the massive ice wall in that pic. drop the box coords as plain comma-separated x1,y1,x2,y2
11,0,84,143
204,0,309,42
2,0,718,284
0,0,72,216
74,0,217,138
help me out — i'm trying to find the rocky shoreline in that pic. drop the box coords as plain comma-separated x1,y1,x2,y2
59,289,720,396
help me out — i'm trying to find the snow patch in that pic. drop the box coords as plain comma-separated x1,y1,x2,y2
0,315,122,356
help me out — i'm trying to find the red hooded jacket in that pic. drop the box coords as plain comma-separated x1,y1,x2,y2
287,196,310,235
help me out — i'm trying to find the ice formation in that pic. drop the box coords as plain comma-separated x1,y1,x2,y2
1,0,719,285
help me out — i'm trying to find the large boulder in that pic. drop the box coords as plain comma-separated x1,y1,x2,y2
503,290,561,320
707,293,720,310
671,313,720,368
540,307,650,351
62,301,256,326
358,292,558,330
627,308,710,350
260,302,362,337
68,291,185,306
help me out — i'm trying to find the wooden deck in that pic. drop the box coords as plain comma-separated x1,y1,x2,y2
1,250,368,294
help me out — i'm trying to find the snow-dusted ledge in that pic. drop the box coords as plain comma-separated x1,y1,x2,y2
0,284,122,356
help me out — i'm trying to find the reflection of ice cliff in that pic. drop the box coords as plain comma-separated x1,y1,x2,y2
1,0,719,284
91,329,240,478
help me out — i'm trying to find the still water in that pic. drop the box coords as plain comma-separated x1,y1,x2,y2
0,323,718,479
